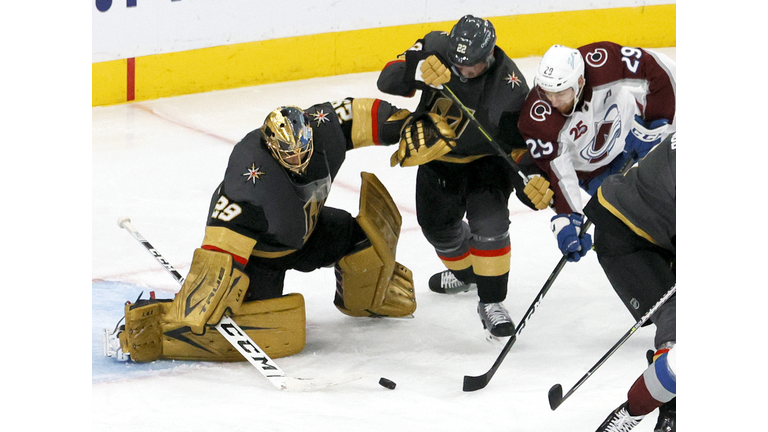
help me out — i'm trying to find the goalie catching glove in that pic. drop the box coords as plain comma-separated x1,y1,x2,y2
390,112,457,167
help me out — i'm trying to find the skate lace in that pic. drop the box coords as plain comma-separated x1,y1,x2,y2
482,303,511,326
440,271,466,289
604,407,643,432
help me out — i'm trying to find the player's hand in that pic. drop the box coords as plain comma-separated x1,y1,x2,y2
550,213,592,262
419,55,452,88
625,115,668,159
523,175,554,210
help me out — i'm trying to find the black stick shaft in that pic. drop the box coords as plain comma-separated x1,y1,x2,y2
548,285,677,410
440,84,528,188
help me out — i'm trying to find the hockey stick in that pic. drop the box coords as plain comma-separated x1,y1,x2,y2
548,284,676,410
115,216,360,391
439,84,529,190
462,155,638,392
462,252,570,391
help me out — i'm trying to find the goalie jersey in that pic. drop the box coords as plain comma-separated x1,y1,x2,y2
203,98,402,264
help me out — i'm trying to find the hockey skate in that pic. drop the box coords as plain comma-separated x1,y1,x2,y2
596,402,644,432
654,398,675,432
102,323,130,362
477,302,515,337
428,270,477,294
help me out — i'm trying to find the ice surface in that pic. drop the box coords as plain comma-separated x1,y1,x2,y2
92,50,678,431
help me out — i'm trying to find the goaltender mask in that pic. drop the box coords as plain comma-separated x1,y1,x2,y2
108,98,421,363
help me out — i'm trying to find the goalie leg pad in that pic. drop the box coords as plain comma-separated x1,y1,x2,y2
166,248,249,335
334,172,416,317
161,293,306,361
118,299,170,363
118,294,306,362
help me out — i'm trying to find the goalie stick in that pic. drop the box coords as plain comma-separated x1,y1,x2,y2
548,284,677,410
113,216,360,391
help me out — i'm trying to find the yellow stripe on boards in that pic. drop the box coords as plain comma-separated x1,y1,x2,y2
92,5,675,106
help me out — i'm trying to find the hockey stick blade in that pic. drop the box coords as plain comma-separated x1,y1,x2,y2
462,334,519,391
463,374,491,392
548,384,564,410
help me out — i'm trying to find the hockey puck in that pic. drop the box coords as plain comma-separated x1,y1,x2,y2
378,377,396,390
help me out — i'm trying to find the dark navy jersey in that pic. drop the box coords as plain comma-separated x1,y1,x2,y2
377,31,530,158
204,98,401,258
585,133,676,252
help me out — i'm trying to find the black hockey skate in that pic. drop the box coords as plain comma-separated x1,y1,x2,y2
595,402,644,432
428,270,477,294
477,301,515,337
654,398,675,432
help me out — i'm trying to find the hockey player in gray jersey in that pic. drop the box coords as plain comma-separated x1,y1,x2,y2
583,133,676,432
377,14,550,338
110,98,419,363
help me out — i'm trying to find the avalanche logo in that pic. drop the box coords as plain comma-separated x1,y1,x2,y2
585,48,609,68
530,100,552,122
580,104,622,163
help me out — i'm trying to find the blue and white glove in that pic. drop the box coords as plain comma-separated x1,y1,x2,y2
624,115,669,159
551,213,592,262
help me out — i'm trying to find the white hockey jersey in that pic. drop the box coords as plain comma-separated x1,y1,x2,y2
519,41,676,215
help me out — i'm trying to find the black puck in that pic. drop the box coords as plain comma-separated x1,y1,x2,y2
378,377,396,390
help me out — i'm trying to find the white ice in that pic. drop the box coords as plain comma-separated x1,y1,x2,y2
92,50,679,431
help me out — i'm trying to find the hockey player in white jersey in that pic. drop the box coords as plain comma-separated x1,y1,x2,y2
518,42,675,262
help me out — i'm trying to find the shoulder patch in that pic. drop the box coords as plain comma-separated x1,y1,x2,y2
310,109,331,126
504,71,522,88
243,163,265,184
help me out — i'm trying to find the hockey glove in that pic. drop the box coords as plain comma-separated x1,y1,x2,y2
522,175,554,210
550,213,592,262
419,55,452,88
390,112,457,167
624,115,669,159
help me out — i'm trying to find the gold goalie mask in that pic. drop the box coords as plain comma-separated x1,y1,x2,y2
261,106,314,174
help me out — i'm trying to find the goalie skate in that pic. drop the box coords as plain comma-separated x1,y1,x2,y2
102,326,130,362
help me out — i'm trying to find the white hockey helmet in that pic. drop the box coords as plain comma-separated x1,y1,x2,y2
535,45,585,96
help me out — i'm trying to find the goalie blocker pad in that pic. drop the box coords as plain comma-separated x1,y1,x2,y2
166,248,249,335
334,172,416,317
118,293,306,362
